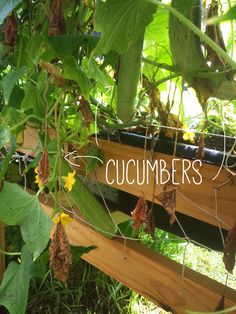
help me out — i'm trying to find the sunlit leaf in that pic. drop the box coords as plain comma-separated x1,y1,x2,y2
94,0,156,55
0,124,11,149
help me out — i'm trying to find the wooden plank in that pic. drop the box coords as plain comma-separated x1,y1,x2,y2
21,127,236,229
41,201,236,313
0,224,5,282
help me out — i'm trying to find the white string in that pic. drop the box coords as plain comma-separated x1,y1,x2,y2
212,102,226,181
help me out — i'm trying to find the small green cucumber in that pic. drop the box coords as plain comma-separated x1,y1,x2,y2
61,159,117,238
117,31,144,122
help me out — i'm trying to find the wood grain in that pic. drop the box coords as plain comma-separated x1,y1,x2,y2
21,127,236,229
41,201,236,313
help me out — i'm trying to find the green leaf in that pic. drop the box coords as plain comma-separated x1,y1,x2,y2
1,67,26,105
21,198,52,260
0,124,11,149
207,5,236,24
0,0,22,25
0,182,52,259
173,0,195,14
0,245,33,314
86,144,104,174
21,79,46,118
94,0,156,55
63,56,92,101
0,140,16,181
71,245,97,263
47,35,85,57
0,107,25,132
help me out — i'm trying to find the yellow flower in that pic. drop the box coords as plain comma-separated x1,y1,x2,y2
34,167,43,188
53,212,74,227
182,125,195,143
62,171,76,192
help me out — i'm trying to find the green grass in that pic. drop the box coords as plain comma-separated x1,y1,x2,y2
139,229,236,290
27,259,169,314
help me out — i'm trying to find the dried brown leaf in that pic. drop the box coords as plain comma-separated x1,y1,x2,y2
131,193,148,232
3,13,17,47
38,149,50,186
49,221,71,284
214,294,225,311
79,97,93,128
169,213,176,226
48,0,66,36
156,181,176,217
39,60,64,87
205,0,227,68
145,208,155,239
223,221,236,273
197,134,205,160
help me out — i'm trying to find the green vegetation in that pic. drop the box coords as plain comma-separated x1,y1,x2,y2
0,0,236,313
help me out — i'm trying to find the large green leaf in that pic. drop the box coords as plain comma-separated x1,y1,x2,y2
94,0,156,55
21,77,46,118
63,56,92,101
0,0,22,25
1,67,26,105
21,199,52,260
0,182,52,259
0,246,33,314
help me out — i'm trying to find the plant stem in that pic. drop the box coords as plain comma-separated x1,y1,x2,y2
0,249,21,256
9,115,43,132
149,0,236,68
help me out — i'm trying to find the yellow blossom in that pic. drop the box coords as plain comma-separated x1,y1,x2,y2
34,167,43,188
182,125,195,143
53,212,74,227
62,171,76,192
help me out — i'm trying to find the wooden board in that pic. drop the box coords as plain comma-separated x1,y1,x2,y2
21,127,236,229
89,139,236,230
0,224,4,282
41,201,236,313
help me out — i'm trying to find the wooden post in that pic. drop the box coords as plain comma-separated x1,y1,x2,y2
0,223,5,282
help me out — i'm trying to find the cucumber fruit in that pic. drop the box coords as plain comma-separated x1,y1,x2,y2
117,31,144,122
61,159,117,238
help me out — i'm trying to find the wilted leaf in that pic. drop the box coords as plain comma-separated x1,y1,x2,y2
3,13,17,47
156,181,177,224
205,1,226,67
39,60,64,87
0,246,33,314
49,221,71,284
79,97,93,128
131,193,148,232
37,149,50,186
215,295,225,311
197,134,205,160
145,208,155,239
48,0,66,36
223,221,236,273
